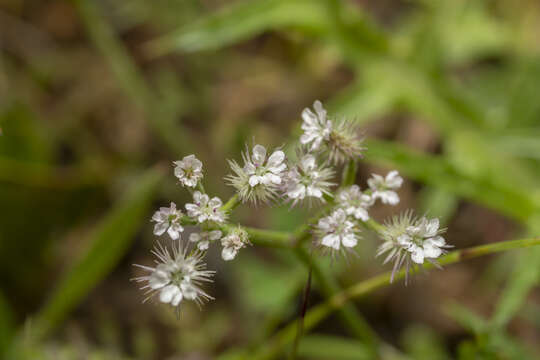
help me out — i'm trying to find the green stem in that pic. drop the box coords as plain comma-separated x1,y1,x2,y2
250,237,540,360
341,159,358,187
221,193,241,213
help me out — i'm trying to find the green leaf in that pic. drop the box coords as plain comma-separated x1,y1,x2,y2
491,247,540,329
30,167,164,340
444,302,487,335
298,334,371,360
145,0,329,56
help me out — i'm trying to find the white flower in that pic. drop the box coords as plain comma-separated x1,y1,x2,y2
133,242,215,310
226,144,287,204
189,230,222,251
284,154,335,206
300,100,332,151
173,154,203,187
376,211,451,283
220,226,250,261
402,217,448,264
185,191,226,223
316,209,361,256
151,202,184,240
368,170,403,205
300,101,365,164
337,185,374,221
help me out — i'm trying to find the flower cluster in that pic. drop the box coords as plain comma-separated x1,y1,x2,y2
377,211,451,283
226,144,287,204
301,100,365,164
133,242,214,310
135,154,251,311
135,99,454,315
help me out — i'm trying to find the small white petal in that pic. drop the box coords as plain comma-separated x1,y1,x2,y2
322,234,340,250
222,247,238,261
252,145,267,165
410,246,425,264
189,233,201,242
342,234,357,248
153,222,169,236
159,285,180,304
249,175,260,187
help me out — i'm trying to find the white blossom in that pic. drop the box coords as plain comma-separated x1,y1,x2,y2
315,209,361,256
226,144,287,204
284,154,335,206
221,226,250,261
189,230,222,251
368,170,403,205
151,202,184,240
337,185,374,221
185,191,226,223
173,154,203,188
377,211,451,283
300,101,365,163
300,100,332,151
133,242,215,310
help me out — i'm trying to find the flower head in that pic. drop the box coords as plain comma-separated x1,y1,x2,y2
337,185,374,221
173,154,203,188
377,211,451,283
283,153,335,206
185,191,226,223
368,170,403,205
300,100,332,151
221,226,250,261
133,242,215,310
189,230,222,251
315,209,361,257
300,101,365,164
151,202,184,240
226,144,287,204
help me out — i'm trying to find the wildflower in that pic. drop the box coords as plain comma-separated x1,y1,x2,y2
221,226,250,261
300,100,332,151
315,209,361,256
151,202,184,240
226,144,287,204
337,185,374,221
189,230,222,251
185,191,226,223
133,242,215,310
376,211,451,283
368,170,403,205
173,154,203,187
300,101,364,164
284,153,335,206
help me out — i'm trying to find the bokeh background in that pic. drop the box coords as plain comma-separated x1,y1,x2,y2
1,0,540,359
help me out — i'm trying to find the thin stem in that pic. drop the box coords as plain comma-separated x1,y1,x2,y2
221,193,240,213
250,237,540,360
290,265,312,360
341,159,358,187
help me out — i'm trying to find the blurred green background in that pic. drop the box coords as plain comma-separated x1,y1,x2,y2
1,0,540,359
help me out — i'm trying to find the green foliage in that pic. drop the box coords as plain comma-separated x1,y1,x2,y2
4,0,540,358
297,334,371,360
29,168,163,340
146,0,329,56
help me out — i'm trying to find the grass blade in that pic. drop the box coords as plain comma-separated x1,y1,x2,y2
145,0,328,56
30,167,164,340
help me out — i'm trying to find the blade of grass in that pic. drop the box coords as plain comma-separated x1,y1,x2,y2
29,166,164,340
145,0,329,56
